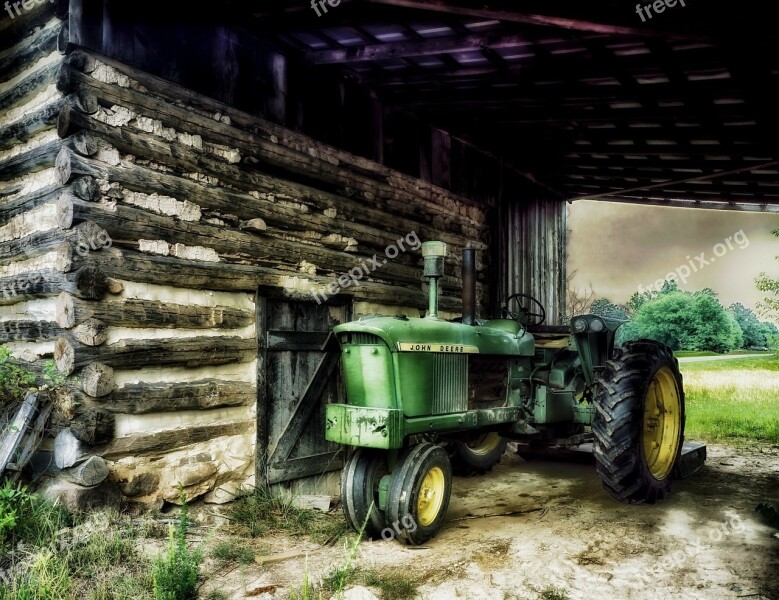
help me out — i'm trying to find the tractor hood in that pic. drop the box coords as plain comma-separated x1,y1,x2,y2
334,316,535,356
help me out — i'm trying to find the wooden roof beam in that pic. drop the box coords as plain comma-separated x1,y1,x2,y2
362,0,710,41
572,194,779,213
305,31,537,64
567,159,779,201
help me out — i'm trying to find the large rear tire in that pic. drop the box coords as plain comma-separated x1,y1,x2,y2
340,448,388,539
593,340,685,504
449,432,508,476
387,443,452,545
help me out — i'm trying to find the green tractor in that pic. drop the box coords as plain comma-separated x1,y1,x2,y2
325,241,689,544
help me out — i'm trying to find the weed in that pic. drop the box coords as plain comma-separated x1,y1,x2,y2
67,513,138,577
152,490,202,600
0,347,36,407
319,505,370,598
210,538,255,564
537,586,570,600
288,557,323,600
0,548,72,600
229,486,347,544
362,568,420,600
0,481,71,550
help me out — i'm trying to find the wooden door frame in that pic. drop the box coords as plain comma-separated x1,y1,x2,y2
254,286,352,488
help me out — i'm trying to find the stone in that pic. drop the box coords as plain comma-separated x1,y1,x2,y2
118,471,160,497
37,478,121,513
338,586,379,600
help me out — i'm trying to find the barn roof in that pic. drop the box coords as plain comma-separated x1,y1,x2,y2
248,0,779,212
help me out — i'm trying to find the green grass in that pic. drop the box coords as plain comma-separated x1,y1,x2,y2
680,355,779,444
228,487,348,544
210,538,255,565
361,569,420,600
675,350,774,358
680,354,779,372
0,507,154,600
538,587,570,600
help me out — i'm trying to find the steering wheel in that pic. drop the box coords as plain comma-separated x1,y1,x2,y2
505,293,546,326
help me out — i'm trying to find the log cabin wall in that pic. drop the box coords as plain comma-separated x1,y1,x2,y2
1,1,537,505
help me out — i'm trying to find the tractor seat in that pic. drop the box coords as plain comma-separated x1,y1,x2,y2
527,324,571,335
530,325,572,349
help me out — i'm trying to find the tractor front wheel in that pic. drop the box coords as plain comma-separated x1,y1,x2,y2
341,448,388,539
593,340,685,504
387,442,452,545
449,432,508,475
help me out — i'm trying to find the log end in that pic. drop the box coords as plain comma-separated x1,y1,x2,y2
71,177,101,202
72,131,98,157
54,336,76,375
72,318,108,347
56,291,75,328
56,63,72,94
54,428,85,469
57,21,69,55
74,266,109,300
56,191,75,229
80,363,115,398
55,146,73,185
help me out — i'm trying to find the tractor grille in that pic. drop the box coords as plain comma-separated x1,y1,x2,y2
432,354,468,414
343,332,383,345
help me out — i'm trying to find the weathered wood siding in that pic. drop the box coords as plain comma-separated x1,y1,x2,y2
498,198,567,325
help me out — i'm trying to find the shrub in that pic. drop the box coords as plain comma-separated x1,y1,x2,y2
152,490,202,600
0,347,36,408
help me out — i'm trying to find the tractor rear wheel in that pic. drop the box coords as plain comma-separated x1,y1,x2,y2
449,432,508,475
387,442,452,545
341,448,388,539
593,340,685,504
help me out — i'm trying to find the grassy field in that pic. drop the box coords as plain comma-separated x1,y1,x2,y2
675,350,773,358
679,354,779,444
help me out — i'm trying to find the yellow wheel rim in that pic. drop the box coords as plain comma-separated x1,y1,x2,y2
642,367,682,480
417,466,446,527
465,433,502,456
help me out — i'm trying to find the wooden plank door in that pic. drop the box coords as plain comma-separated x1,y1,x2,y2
256,294,350,486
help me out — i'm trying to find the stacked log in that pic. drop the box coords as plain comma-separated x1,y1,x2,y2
1,11,491,506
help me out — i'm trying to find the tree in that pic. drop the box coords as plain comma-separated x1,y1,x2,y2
627,279,680,313
620,290,744,352
728,303,768,348
591,298,630,320
756,228,779,319
565,269,596,320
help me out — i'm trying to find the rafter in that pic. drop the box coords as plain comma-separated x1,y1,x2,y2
305,31,536,64
362,0,710,41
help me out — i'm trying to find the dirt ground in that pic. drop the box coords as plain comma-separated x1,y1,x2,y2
200,443,779,600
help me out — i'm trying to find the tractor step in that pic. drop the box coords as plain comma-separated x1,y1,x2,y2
514,440,707,479
673,441,707,479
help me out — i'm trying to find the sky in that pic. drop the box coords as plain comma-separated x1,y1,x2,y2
567,201,779,323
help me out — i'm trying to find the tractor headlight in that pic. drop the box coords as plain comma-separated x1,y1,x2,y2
572,318,588,333
590,318,605,333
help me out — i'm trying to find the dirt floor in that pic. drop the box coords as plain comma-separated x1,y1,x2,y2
199,443,779,600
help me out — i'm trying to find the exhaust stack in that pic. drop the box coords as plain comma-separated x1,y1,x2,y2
462,248,476,326
421,241,447,319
